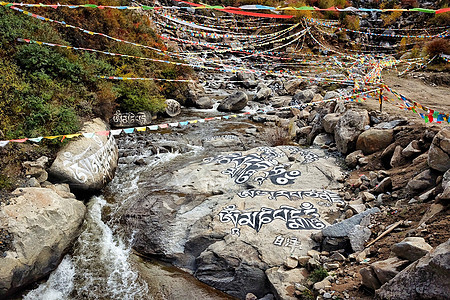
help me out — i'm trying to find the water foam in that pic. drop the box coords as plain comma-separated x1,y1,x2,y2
23,255,75,300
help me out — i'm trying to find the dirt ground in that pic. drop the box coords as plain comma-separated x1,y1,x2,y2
357,70,450,127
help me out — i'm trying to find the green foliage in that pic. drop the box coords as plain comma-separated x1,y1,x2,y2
0,0,192,141
308,267,329,283
298,289,314,300
15,45,85,82
116,82,166,113
0,174,12,191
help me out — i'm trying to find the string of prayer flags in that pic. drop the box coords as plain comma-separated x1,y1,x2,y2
383,85,449,123
2,1,449,14
306,18,450,39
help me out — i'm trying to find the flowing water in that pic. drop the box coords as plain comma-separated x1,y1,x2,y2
22,103,254,299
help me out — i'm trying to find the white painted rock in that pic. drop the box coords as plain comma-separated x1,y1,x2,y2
0,187,85,297
49,118,118,191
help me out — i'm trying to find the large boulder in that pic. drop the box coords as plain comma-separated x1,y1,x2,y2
122,146,345,298
254,85,272,102
377,239,450,300
192,96,214,109
49,118,119,191
334,109,370,154
0,186,85,297
233,72,257,88
185,80,206,106
218,91,248,112
356,129,394,155
428,127,450,172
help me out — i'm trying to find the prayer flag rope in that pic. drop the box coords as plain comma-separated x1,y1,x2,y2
1,2,449,14
306,18,450,39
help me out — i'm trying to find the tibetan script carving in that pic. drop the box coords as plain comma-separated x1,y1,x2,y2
218,202,325,236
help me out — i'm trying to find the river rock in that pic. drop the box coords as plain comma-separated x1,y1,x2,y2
356,129,393,155
122,146,345,299
185,80,206,106
165,99,181,117
254,85,272,102
377,239,450,300
218,91,248,112
291,89,315,105
323,113,340,134
194,96,214,109
428,127,450,172
284,79,304,95
49,118,119,191
22,156,49,183
335,109,370,154
0,187,85,297
266,266,307,299
110,110,152,128
391,237,433,262
234,71,257,88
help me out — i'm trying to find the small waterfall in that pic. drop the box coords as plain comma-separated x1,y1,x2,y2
69,196,149,300
23,256,75,300
24,196,149,300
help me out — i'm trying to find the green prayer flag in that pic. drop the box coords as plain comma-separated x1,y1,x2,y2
411,8,435,13
296,6,315,10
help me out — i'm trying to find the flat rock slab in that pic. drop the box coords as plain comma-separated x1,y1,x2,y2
123,146,345,299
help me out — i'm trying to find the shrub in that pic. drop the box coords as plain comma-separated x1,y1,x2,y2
0,174,12,191
343,15,360,30
425,39,450,57
116,82,166,113
308,266,329,283
265,125,293,146
15,45,85,82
